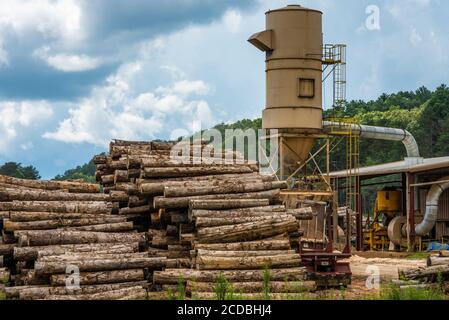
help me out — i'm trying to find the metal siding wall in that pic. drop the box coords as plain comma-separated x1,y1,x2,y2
438,189,449,221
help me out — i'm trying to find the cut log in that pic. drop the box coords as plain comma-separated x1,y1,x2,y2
0,243,15,256
190,205,286,219
109,191,129,202
35,257,166,274
17,281,148,300
193,240,291,251
9,211,126,222
193,249,296,257
17,230,147,247
114,183,138,195
196,216,299,243
187,281,315,293
44,286,147,300
189,198,271,211
4,216,127,231
399,265,449,280
195,215,292,228
142,165,253,178
153,268,307,285
196,254,300,270
0,175,100,193
191,292,310,300
50,269,145,286
0,201,112,214
0,267,10,282
119,205,151,215
427,256,449,267
164,181,287,198
14,242,139,261
62,222,134,232
138,173,274,195
0,188,109,202
37,252,148,262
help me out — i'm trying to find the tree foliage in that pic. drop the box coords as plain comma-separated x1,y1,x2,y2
53,157,98,183
0,162,41,180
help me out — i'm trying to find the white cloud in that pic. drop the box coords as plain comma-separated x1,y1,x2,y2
222,9,242,33
0,101,53,153
33,47,102,72
156,80,210,96
43,62,215,146
0,0,83,44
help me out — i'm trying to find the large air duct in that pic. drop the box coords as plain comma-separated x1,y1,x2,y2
415,176,449,236
323,121,420,158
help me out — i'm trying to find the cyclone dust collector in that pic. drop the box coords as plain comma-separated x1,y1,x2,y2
249,5,324,179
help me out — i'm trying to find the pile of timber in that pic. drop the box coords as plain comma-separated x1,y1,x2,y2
152,200,315,299
399,251,449,285
0,175,156,300
93,139,316,299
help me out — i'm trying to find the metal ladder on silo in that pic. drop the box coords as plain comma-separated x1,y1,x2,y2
322,44,347,109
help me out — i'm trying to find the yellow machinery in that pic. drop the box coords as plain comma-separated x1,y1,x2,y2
365,189,402,251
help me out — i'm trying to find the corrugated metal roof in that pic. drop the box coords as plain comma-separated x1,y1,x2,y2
330,156,449,179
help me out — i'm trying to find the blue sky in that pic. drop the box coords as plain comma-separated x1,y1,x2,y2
0,0,448,178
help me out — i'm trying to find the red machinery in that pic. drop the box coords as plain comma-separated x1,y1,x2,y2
300,243,352,288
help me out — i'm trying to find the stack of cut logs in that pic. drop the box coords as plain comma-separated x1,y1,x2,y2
0,175,156,300
399,251,449,290
93,139,317,299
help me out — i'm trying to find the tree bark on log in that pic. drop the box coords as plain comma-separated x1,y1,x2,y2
153,268,307,285
427,256,449,267
189,205,286,220
50,269,145,286
119,205,151,215
138,173,275,195
195,215,292,228
35,257,166,274
399,265,449,280
44,286,147,300
62,221,134,232
14,242,139,261
9,212,124,222
114,183,138,195
193,249,296,258
0,175,100,193
0,201,113,214
16,281,148,300
188,198,272,211
37,252,148,262
196,217,298,243
17,230,147,247
187,281,315,293
4,216,127,231
193,240,291,251
142,165,254,178
164,181,286,198
0,188,110,202
196,254,301,270
0,243,15,256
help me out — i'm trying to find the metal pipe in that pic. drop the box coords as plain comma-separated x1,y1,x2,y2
323,121,420,158
414,176,449,236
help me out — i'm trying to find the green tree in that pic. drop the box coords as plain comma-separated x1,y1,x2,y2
0,162,41,180
54,157,98,183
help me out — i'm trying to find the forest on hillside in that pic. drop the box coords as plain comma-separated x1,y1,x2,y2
1,85,448,182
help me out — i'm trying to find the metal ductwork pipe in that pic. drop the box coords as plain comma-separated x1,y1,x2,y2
323,121,420,158
414,176,449,236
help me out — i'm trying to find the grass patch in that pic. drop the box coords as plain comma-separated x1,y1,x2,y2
405,252,429,260
379,283,446,300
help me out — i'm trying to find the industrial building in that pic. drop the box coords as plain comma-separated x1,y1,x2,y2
249,4,449,254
